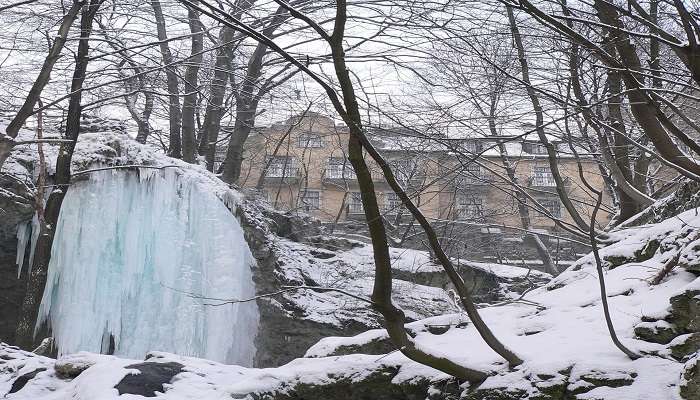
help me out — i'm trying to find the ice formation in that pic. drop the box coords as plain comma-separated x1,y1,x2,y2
16,214,40,278
35,168,259,366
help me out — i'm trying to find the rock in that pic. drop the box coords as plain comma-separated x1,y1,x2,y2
245,366,446,400
634,320,678,344
670,333,700,361
8,367,46,394
668,289,700,334
634,240,660,262
578,370,636,388
32,337,53,356
304,235,363,252
0,171,34,344
323,336,395,357
624,180,700,226
462,388,528,400
679,240,700,274
680,355,699,400
54,352,103,378
260,207,322,242
603,239,659,270
114,361,184,397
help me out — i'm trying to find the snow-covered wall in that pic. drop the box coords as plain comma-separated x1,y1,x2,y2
34,168,258,365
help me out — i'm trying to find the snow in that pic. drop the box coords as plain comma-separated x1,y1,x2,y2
35,168,259,365
303,209,700,398
1,200,698,399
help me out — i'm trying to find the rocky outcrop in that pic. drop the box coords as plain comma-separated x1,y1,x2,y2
623,180,700,227
248,367,455,400
681,355,699,400
0,168,34,343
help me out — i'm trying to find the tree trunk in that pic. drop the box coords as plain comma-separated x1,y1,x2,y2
331,0,520,373
182,3,203,163
150,0,182,158
506,6,590,233
219,6,290,183
487,91,556,274
199,25,235,170
593,0,700,178
15,0,101,349
1,0,83,170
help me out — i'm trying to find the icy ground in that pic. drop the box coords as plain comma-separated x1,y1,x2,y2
1,209,698,399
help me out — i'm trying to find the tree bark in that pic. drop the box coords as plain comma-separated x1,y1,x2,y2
592,1,700,177
182,3,204,163
198,25,235,169
220,7,288,183
517,0,700,180
15,0,101,349
150,0,182,158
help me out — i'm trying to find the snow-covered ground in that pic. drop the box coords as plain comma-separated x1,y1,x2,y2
1,207,697,399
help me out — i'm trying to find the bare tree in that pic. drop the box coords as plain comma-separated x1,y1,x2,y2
15,0,103,349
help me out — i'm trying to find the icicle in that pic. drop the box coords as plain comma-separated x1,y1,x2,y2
27,214,40,277
16,220,31,278
37,168,259,365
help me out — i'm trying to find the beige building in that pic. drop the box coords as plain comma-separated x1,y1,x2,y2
237,113,613,235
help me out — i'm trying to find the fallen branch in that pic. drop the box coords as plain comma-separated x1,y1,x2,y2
72,164,181,176
162,284,374,307
650,252,681,285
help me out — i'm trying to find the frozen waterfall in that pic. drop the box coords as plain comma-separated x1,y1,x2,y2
34,168,259,365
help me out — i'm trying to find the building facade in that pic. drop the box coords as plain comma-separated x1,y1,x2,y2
238,113,613,239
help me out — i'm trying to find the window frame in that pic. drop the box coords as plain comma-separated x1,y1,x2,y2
266,156,298,178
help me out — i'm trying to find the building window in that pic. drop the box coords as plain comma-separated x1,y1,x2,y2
457,196,484,220
463,140,483,153
461,163,484,184
297,133,323,148
385,192,404,214
300,190,320,210
537,198,561,218
524,142,548,154
532,166,556,186
392,158,421,183
326,157,356,179
266,156,297,178
348,192,363,214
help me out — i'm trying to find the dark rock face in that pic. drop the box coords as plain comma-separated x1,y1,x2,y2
238,202,377,367
114,361,184,397
0,173,34,344
681,355,699,400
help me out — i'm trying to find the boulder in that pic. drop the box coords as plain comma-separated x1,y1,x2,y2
634,320,678,344
114,361,184,397
681,355,699,400
669,333,700,361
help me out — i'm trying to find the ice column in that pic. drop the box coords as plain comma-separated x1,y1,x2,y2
37,168,259,365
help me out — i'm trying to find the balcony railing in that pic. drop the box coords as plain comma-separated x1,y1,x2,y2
264,167,301,183
528,175,570,187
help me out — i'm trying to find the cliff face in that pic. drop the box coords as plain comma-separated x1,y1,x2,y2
0,171,33,344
